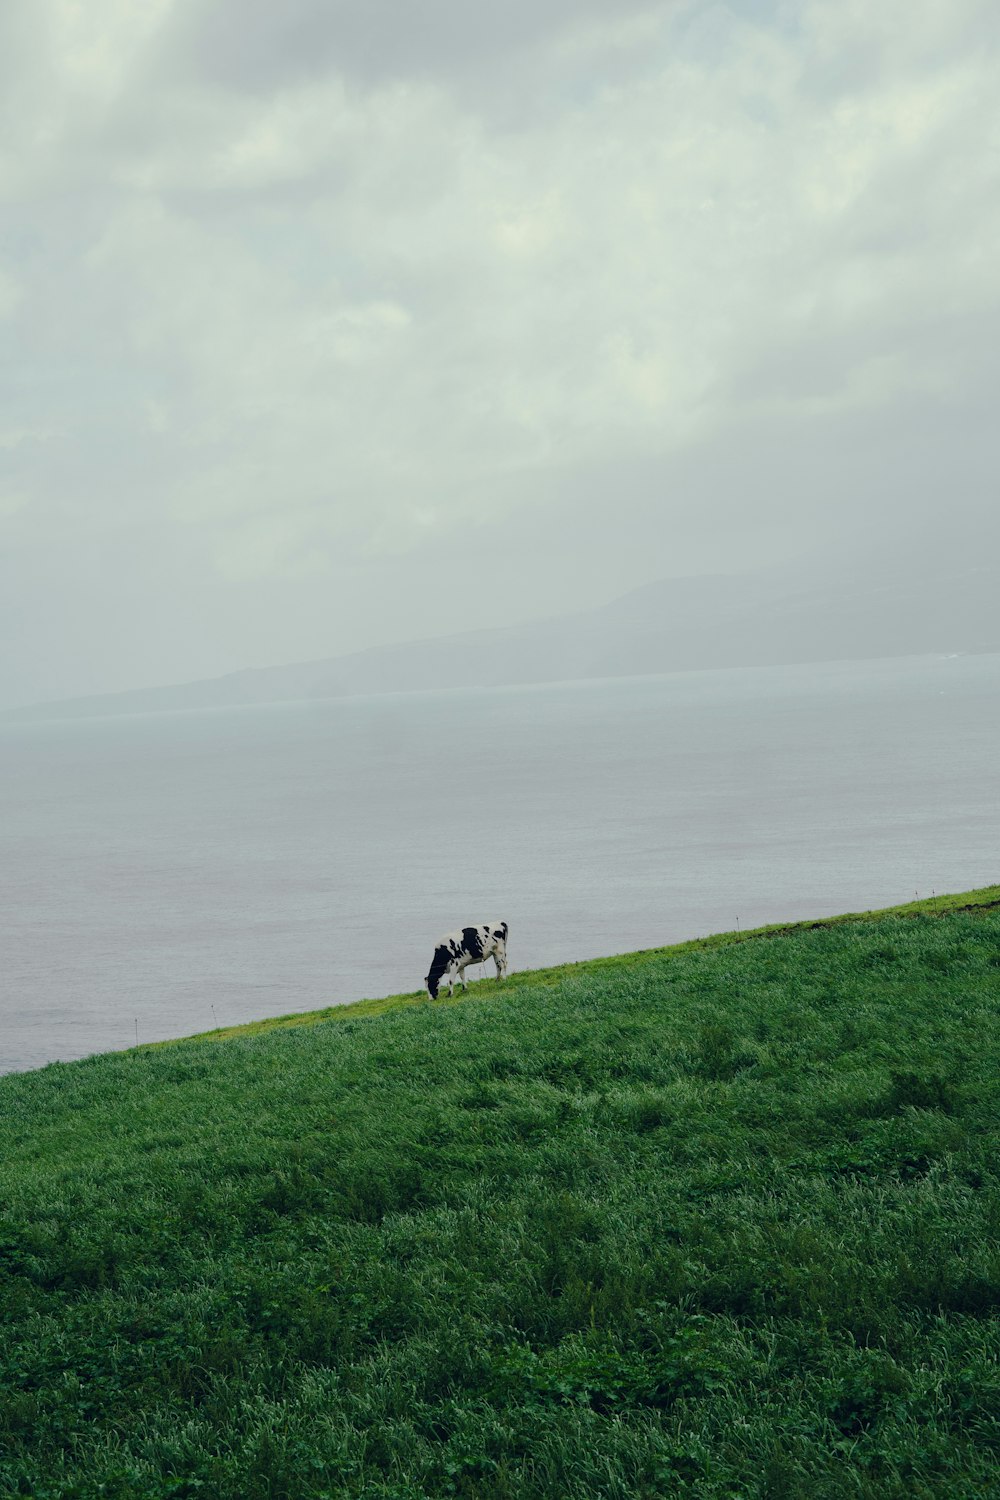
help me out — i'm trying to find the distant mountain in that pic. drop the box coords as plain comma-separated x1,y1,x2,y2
5,562,999,722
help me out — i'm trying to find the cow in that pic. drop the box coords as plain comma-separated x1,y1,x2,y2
425,921,509,1000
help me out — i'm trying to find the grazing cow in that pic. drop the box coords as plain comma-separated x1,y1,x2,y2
425,922,509,1000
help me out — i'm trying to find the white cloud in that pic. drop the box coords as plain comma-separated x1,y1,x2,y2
0,264,21,318
0,491,30,519
1,0,998,704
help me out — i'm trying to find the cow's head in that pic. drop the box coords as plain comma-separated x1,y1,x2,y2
425,944,450,1000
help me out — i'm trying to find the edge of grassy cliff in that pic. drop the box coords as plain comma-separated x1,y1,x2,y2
149,883,1000,1052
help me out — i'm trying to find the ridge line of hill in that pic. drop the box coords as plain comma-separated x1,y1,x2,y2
144,882,1000,1054
7,558,1000,722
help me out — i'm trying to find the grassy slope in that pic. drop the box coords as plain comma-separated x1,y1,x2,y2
1,890,999,1499
156,883,1000,1047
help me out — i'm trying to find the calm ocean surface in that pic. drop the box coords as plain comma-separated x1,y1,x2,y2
3,653,999,1075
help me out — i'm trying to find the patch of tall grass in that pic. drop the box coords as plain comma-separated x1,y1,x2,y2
1,903,999,1496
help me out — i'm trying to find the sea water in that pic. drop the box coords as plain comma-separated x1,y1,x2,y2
2,652,998,1074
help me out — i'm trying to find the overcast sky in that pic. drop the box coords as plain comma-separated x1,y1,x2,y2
1,0,998,708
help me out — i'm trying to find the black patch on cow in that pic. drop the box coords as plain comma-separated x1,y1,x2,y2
426,944,451,999
461,927,485,962
495,922,508,942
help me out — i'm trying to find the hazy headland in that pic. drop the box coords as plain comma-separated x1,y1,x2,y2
5,558,998,724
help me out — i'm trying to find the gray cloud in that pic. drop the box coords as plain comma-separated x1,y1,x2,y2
162,0,664,96
1,0,998,708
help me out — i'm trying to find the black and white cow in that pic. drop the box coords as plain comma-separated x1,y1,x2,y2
425,922,509,1000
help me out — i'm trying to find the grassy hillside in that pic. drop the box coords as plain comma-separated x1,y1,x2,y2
155,883,1000,1047
2,892,1000,1498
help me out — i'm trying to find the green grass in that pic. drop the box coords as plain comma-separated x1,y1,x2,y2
2,889,1000,1498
